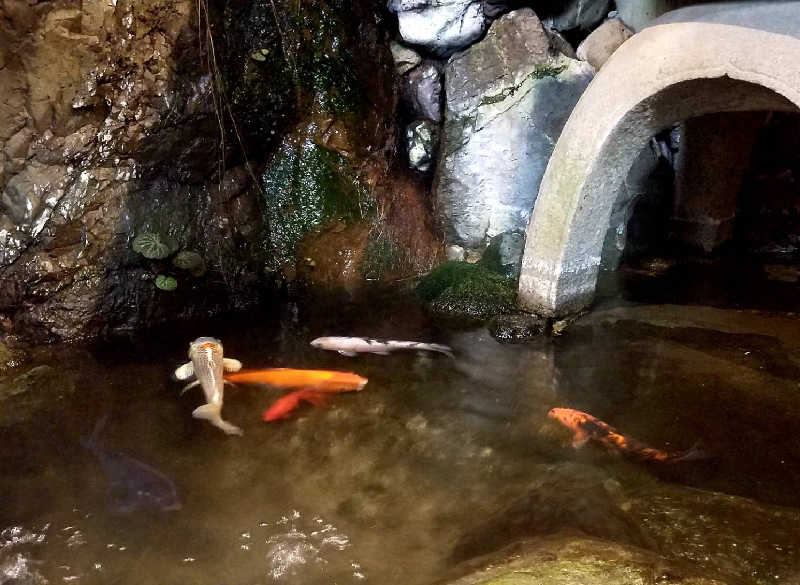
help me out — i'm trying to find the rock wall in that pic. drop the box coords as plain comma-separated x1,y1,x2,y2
0,0,441,342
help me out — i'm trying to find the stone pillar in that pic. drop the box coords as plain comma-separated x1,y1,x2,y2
671,112,764,253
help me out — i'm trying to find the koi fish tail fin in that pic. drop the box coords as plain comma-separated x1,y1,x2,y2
427,343,455,358
303,390,330,407
672,440,713,463
192,403,243,436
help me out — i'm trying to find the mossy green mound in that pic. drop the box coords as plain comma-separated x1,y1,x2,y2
417,261,517,320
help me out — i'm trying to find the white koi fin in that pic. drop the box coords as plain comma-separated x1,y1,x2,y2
223,358,242,372
572,431,590,449
338,350,358,357
181,380,200,395
192,404,243,436
174,361,194,380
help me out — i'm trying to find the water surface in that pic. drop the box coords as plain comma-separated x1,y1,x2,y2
2,261,800,584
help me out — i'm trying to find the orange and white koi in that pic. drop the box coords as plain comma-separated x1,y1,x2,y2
547,407,707,463
262,389,330,422
224,368,367,392
174,337,243,436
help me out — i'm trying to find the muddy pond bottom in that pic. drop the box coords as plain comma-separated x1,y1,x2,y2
2,262,800,585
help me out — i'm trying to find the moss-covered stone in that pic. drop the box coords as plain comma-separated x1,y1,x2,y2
417,261,517,320
260,126,370,267
0,365,76,427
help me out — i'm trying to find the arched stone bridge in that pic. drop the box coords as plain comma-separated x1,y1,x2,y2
518,2,800,316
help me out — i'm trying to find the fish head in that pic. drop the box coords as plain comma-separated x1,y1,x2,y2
547,407,586,430
309,337,327,349
188,337,223,359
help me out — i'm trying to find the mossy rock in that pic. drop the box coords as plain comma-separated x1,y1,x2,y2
155,275,178,291
417,262,517,321
172,250,206,277
132,232,178,260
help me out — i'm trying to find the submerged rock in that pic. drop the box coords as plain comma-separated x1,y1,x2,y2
405,120,439,172
0,365,76,427
435,8,594,248
446,536,730,585
487,312,547,342
388,0,488,57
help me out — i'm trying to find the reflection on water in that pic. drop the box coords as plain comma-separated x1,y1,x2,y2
1,263,800,584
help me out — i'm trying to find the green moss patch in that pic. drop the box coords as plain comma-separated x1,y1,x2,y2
417,261,517,321
261,131,370,267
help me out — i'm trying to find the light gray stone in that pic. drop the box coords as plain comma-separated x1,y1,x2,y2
402,62,443,122
388,0,488,57
390,41,422,74
519,2,800,316
405,119,439,172
576,18,633,69
551,0,612,31
435,8,594,248
446,244,466,261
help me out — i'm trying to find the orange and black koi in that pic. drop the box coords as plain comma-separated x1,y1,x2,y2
547,407,707,463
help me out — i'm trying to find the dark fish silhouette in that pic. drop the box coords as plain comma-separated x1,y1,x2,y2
81,417,181,514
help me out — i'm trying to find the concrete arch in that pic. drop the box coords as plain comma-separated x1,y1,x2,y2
518,2,800,316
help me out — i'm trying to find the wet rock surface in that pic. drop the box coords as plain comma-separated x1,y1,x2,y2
402,62,443,122
435,8,594,248
487,313,547,342
0,0,437,341
405,120,440,172
550,0,612,31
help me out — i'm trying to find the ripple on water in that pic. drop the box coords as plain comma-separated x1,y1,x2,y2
259,509,364,582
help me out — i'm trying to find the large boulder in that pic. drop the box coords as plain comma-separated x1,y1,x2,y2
388,0,488,57
434,8,594,248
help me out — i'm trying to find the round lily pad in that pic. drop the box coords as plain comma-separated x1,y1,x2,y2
172,250,206,277
155,275,178,291
132,232,176,260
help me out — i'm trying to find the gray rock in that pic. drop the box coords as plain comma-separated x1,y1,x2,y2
551,0,612,31
388,0,488,57
435,8,594,247
445,244,466,261
487,312,547,342
402,62,443,122
405,119,439,172
482,230,525,278
576,18,634,69
390,41,422,74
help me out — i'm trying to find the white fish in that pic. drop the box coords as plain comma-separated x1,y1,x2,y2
174,337,243,436
310,336,453,358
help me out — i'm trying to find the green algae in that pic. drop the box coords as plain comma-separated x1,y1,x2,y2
260,131,370,267
417,261,517,320
361,233,405,281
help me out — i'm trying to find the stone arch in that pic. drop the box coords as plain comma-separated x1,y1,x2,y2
518,3,800,316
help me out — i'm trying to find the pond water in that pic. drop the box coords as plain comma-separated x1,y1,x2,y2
2,259,800,584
